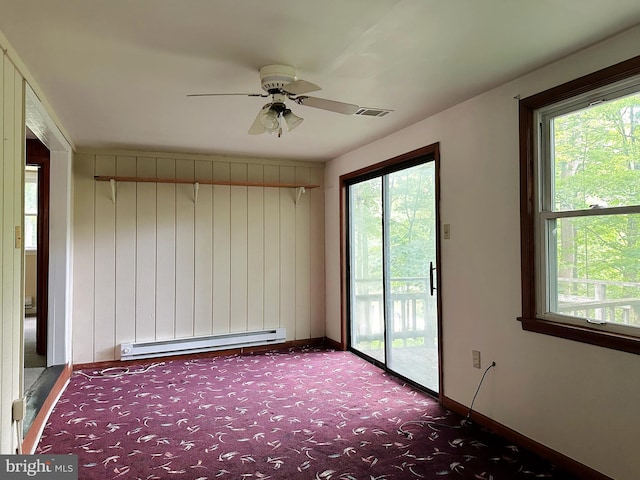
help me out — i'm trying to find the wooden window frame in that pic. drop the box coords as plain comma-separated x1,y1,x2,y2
518,55,640,355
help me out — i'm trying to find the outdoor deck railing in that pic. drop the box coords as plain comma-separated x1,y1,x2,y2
352,277,437,345
557,277,640,325
353,277,640,336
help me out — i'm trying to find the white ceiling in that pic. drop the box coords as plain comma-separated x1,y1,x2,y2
2,1,640,162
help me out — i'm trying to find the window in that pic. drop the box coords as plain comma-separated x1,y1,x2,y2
519,56,640,354
25,167,38,250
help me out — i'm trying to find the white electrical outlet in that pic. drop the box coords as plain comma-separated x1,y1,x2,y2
12,397,26,421
472,350,481,369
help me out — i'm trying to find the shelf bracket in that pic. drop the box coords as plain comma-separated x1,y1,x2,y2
193,182,199,205
109,178,116,204
295,186,306,205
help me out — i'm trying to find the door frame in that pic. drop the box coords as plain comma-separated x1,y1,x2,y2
25,84,73,367
26,139,50,356
339,143,443,401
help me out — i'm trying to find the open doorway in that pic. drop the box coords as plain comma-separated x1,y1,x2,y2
21,85,71,451
24,83,72,370
24,136,50,393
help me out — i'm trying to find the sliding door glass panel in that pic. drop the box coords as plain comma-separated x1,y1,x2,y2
385,162,438,391
349,178,385,363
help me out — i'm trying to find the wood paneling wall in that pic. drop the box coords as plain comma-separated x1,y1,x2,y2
0,51,25,453
72,153,325,363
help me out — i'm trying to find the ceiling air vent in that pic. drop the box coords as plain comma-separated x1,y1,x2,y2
354,107,392,117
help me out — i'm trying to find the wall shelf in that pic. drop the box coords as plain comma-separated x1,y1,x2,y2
94,175,319,205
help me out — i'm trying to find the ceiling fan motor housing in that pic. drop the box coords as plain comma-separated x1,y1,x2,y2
260,65,297,92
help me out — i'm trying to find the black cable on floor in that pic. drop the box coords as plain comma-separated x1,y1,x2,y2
464,361,496,425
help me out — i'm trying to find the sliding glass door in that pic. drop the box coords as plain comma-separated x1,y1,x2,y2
348,158,439,393
349,177,385,363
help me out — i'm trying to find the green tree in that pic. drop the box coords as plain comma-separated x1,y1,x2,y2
553,92,640,324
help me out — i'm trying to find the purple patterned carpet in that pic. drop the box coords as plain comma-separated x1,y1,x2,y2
37,348,576,479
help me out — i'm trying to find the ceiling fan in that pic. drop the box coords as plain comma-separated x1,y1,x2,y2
188,65,391,137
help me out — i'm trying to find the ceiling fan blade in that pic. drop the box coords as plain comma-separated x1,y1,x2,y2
282,80,321,95
295,96,359,115
248,105,270,135
187,93,267,98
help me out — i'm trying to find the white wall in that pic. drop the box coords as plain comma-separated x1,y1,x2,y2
24,252,36,310
325,26,640,480
0,48,25,454
72,151,325,363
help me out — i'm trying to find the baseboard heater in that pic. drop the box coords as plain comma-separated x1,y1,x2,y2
119,328,286,361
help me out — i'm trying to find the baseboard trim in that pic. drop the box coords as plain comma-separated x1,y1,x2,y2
442,396,612,480
323,337,344,351
73,337,328,371
22,363,72,454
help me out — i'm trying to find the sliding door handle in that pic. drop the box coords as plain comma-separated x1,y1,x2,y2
429,261,436,296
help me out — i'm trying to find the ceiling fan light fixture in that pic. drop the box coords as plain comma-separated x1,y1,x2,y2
283,109,303,131
260,107,280,133
190,65,390,137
